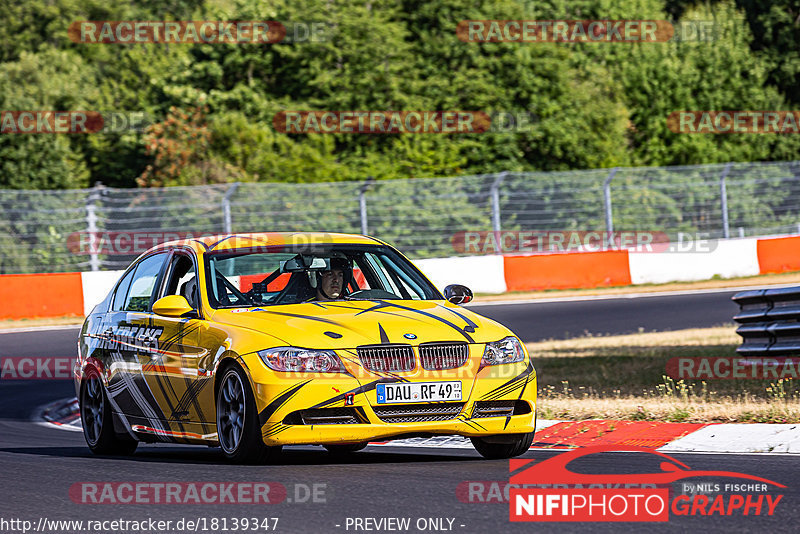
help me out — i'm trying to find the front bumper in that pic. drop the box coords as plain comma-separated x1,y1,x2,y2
250,357,537,446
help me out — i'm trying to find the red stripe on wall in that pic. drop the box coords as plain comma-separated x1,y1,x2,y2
756,236,800,274
503,251,632,291
0,272,84,320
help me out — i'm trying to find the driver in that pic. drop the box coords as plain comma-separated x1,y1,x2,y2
313,257,352,301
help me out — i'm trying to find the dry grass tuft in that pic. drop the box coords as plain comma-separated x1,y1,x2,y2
528,326,800,423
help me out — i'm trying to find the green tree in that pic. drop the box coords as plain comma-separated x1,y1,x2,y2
0,49,92,189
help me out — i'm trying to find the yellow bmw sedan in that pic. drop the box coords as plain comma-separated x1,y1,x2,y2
75,232,537,463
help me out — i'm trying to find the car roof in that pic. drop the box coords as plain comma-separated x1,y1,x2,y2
153,232,385,255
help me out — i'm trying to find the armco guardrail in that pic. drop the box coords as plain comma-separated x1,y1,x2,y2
733,287,800,356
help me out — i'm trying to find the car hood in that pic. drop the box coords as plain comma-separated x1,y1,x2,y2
210,299,512,349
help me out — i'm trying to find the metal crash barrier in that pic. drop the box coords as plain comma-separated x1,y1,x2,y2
733,287,800,356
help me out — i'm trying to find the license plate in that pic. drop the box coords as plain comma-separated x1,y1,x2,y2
376,381,462,404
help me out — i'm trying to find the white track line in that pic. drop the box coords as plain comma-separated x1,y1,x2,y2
0,324,82,334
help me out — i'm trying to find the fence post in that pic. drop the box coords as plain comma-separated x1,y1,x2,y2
719,162,732,239
85,182,103,272
222,182,240,234
359,176,374,235
490,172,508,253
603,167,618,234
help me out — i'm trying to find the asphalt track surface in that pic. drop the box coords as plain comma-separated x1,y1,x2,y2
472,288,741,341
2,292,797,533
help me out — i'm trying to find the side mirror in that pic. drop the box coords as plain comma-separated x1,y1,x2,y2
153,295,198,318
444,284,473,305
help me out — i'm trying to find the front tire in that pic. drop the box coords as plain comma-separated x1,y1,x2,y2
471,432,533,459
80,371,138,456
216,365,280,464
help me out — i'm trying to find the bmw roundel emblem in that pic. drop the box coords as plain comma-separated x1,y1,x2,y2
404,333,417,340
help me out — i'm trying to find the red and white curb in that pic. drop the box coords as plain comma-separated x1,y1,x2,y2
660,423,800,454
35,397,82,432
39,398,800,453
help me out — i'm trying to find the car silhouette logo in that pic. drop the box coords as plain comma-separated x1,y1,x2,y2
509,444,786,487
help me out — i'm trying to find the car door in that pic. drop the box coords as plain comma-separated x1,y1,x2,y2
101,251,171,433
148,249,215,432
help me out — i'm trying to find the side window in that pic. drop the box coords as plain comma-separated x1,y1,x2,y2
111,268,136,311
123,253,167,312
162,253,198,308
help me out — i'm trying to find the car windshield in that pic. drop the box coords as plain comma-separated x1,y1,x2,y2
204,244,441,308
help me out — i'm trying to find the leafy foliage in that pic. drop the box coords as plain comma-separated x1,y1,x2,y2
1,0,800,274
0,0,796,190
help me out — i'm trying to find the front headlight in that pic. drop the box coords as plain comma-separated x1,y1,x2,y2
257,347,345,373
481,336,525,365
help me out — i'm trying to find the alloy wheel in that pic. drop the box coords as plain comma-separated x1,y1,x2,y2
82,376,104,445
217,371,246,453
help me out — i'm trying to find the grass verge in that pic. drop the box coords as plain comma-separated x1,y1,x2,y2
528,326,800,423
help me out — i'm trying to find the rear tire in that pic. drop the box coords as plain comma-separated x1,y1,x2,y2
80,371,138,456
216,365,281,464
324,442,368,455
471,432,533,459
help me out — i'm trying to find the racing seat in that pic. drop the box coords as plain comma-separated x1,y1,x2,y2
273,272,317,304
180,277,198,309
